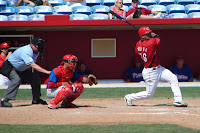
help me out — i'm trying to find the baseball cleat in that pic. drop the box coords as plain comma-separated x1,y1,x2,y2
173,101,188,107
124,96,132,106
1,100,12,107
61,102,78,108
48,103,58,109
32,99,47,105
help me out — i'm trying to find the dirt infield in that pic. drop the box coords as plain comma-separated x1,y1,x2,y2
0,99,200,129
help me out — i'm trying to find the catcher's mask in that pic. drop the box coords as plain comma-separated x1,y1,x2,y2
31,37,45,52
61,54,78,71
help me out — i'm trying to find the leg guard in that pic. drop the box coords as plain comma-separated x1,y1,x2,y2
49,84,73,105
62,82,84,106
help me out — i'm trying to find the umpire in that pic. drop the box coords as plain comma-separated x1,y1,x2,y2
0,37,51,107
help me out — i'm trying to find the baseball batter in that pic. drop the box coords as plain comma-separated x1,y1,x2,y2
124,27,188,107
46,54,97,109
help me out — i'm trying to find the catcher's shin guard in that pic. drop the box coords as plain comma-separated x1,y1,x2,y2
62,83,84,106
50,84,73,105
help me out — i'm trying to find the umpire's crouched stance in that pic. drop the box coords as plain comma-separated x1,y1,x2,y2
0,37,51,107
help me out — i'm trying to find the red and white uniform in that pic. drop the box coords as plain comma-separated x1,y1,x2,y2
125,36,183,103
0,55,10,86
46,65,84,107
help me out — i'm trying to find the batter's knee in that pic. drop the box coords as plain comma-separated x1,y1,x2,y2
146,93,154,99
170,74,179,84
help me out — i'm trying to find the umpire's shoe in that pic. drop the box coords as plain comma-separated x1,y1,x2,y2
32,99,47,105
1,98,12,107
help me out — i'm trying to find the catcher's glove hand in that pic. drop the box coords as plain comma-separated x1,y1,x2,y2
88,74,98,86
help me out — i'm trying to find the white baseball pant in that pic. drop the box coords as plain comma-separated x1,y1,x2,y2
0,74,11,86
125,65,183,102
46,86,64,98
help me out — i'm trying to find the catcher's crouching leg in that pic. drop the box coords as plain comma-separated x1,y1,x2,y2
48,84,73,109
61,82,84,108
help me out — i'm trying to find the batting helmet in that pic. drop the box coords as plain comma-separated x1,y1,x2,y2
61,54,78,71
0,42,10,49
138,27,152,37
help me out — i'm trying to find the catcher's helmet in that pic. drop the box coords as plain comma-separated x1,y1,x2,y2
0,42,10,49
138,27,152,37
61,54,78,71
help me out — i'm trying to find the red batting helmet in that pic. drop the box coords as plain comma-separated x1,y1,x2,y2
138,27,152,37
61,54,78,71
0,42,10,49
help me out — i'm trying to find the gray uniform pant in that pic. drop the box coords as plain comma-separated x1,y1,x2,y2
2,68,41,101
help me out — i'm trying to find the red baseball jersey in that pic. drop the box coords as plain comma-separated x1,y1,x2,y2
47,65,83,88
0,54,6,67
135,37,160,68
127,7,151,16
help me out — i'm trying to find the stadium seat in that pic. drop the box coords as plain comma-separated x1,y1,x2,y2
167,4,185,14
123,0,132,6
168,13,188,18
137,5,148,9
140,0,157,6
86,0,101,6
72,5,92,15
101,0,115,6
185,4,200,14
121,5,129,12
28,14,45,20
176,0,195,5
110,5,129,12
0,15,8,21
0,7,16,16
34,6,53,15
0,0,7,8
89,13,108,19
53,5,72,14
196,0,200,4
6,0,26,6
69,14,90,20
157,0,175,6
48,0,64,7
148,5,167,13
15,6,35,15
8,14,29,21
188,12,200,18
91,5,110,14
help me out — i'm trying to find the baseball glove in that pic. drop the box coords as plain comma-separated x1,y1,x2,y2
88,74,98,86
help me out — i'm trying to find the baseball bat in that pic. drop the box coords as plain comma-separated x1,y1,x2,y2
109,10,139,30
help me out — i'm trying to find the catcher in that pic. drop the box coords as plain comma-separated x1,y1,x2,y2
46,54,98,109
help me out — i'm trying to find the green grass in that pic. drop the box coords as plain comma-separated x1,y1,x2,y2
0,124,200,133
0,87,199,101
0,87,200,133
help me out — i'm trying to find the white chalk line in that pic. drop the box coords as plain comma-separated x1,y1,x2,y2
117,112,168,115
116,108,200,117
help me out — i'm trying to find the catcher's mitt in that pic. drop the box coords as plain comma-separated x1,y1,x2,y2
88,74,98,86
